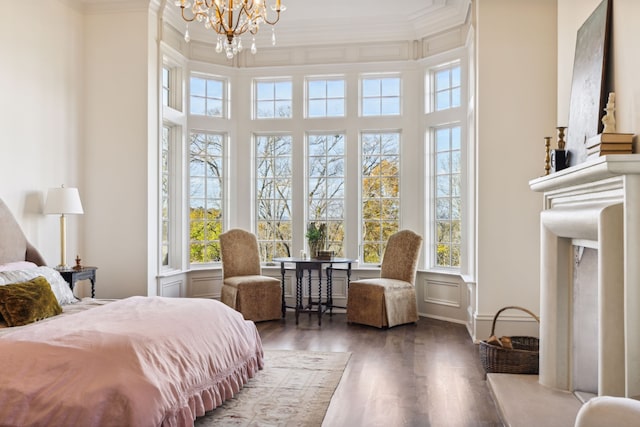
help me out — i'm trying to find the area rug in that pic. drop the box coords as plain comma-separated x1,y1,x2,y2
194,349,351,427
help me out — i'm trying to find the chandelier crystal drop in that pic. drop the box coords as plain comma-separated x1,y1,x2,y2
174,0,286,59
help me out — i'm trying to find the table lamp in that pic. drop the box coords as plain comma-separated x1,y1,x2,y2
44,185,84,269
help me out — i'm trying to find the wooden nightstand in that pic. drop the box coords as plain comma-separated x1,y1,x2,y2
58,267,98,298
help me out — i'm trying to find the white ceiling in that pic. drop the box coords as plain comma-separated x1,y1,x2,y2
163,0,471,48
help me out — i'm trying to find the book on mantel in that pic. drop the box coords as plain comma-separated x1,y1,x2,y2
587,142,633,155
586,132,635,160
586,132,634,149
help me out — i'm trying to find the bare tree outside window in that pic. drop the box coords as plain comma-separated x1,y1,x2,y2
308,133,345,255
189,132,224,263
361,132,400,263
434,126,461,268
255,134,293,261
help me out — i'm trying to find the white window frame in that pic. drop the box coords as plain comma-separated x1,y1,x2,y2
305,76,346,118
360,74,402,117
189,73,229,119
253,78,293,119
424,54,469,273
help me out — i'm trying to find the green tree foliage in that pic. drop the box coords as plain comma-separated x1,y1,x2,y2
189,207,222,263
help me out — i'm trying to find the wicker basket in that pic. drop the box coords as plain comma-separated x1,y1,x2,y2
479,306,540,374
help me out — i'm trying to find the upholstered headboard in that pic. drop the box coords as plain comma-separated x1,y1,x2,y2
0,198,46,266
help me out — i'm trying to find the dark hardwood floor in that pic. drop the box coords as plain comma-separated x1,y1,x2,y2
256,312,504,427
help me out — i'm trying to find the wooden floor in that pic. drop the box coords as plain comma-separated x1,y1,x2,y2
256,312,503,427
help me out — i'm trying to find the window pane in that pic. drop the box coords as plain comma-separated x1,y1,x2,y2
430,124,461,268
256,82,273,99
361,132,400,264
308,100,325,117
255,134,293,261
307,134,346,257
307,79,345,118
362,77,401,117
191,97,206,116
381,97,400,115
255,79,292,119
257,100,274,118
362,98,380,116
191,77,206,96
327,80,344,97
275,81,292,99
432,63,461,113
436,91,450,110
161,125,171,266
362,79,380,97
327,99,344,116
381,78,400,96
190,76,225,118
189,132,224,263
309,80,326,98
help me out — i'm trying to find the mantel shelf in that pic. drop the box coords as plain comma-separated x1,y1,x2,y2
529,154,640,193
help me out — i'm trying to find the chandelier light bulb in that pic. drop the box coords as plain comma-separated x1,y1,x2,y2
184,25,190,43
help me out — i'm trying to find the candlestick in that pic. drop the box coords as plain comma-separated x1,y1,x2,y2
556,126,566,150
544,137,551,176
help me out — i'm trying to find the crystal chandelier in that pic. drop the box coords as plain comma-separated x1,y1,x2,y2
174,0,286,59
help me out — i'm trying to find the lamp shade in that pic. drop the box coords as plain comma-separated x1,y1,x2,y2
44,186,84,215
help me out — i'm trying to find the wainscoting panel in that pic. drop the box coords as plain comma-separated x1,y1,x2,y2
189,271,223,299
417,272,467,325
159,277,184,298
425,279,462,307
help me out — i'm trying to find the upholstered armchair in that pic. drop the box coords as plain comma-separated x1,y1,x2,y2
220,229,282,322
347,229,423,328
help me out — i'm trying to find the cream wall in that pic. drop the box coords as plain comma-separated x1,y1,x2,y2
473,0,557,339
83,5,159,298
0,1,84,269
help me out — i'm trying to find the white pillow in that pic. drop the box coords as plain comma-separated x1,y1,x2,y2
0,266,77,305
0,261,38,272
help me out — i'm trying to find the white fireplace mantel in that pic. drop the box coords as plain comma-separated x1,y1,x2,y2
530,155,640,399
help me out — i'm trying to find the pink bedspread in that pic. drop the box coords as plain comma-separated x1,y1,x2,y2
0,296,264,427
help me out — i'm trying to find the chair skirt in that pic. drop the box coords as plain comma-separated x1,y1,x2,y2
221,275,282,322
347,278,418,328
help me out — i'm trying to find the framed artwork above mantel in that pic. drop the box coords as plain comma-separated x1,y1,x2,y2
565,0,611,167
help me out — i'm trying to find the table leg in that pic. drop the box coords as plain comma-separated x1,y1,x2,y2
279,262,286,318
318,267,323,326
307,269,312,318
295,267,303,325
327,265,333,316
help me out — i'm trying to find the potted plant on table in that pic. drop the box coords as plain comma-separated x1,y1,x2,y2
305,222,326,259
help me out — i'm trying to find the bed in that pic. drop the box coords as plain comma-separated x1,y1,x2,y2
0,198,264,426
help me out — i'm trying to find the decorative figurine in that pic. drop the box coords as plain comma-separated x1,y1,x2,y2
74,255,82,270
602,92,616,133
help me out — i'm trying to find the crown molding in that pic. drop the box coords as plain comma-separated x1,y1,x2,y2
68,0,160,14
